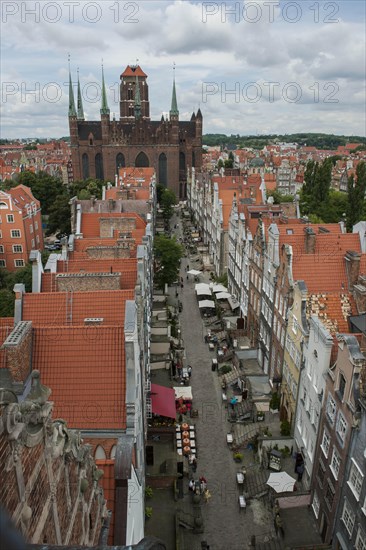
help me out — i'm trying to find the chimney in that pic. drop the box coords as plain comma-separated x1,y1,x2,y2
102,185,106,200
29,250,43,293
13,283,25,324
344,250,361,290
2,321,32,385
304,226,316,254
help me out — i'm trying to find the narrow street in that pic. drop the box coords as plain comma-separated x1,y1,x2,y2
171,213,273,549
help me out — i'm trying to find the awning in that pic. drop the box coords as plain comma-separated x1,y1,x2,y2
195,283,211,292
216,292,231,300
196,287,212,296
212,284,228,293
254,402,270,412
174,386,193,400
228,295,240,310
199,300,215,309
187,269,202,276
150,384,176,418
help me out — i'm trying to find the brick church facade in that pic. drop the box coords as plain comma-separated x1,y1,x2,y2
69,65,203,198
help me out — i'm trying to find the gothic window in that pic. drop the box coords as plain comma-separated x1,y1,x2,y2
135,151,149,168
95,153,104,180
82,153,89,179
128,106,134,117
95,445,106,460
192,150,196,167
127,88,133,100
88,133,94,146
116,153,125,174
159,153,167,187
179,151,186,173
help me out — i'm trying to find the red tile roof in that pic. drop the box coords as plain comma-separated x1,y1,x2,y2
306,292,354,334
22,290,134,326
120,65,147,78
81,212,146,238
32,325,126,430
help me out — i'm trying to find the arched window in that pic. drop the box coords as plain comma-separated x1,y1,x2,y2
116,153,125,175
135,151,149,168
82,153,89,179
179,151,186,172
158,153,167,187
95,445,106,460
88,133,94,146
110,445,117,459
95,153,104,180
0,202,8,209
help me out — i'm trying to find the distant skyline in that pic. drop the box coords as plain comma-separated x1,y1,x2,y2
2,1,366,139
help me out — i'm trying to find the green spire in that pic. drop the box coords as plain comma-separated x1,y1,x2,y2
77,68,84,120
134,74,141,120
100,63,110,116
170,67,179,118
68,57,76,117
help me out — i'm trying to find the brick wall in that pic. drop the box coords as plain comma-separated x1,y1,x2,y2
100,217,136,238
86,245,132,259
56,272,121,292
2,321,32,383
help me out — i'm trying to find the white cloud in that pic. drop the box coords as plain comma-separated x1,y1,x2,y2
0,0,365,138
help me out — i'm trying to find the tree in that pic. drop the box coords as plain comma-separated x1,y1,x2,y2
154,236,183,290
347,161,366,231
0,289,14,317
46,194,71,236
267,190,293,204
156,184,165,205
161,189,177,223
224,159,233,169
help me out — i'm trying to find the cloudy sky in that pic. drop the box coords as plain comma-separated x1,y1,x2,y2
1,0,365,138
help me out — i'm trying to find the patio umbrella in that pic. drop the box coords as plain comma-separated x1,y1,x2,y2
187,269,202,276
212,284,228,293
198,300,215,309
266,472,296,493
216,292,231,300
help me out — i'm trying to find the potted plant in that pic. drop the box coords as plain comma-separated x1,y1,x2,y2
280,420,291,436
270,392,280,412
145,506,153,519
145,486,153,498
233,452,243,463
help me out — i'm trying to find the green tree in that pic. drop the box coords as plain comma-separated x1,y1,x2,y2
224,159,233,169
13,263,32,292
154,235,183,290
347,161,366,231
161,189,177,223
46,194,71,236
217,159,224,170
156,184,165,205
267,190,293,204
0,289,14,317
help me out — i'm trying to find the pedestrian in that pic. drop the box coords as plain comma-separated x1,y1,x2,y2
188,366,192,378
181,283,184,289
203,489,211,503
297,463,304,481
186,275,189,280
189,479,194,492
192,458,197,472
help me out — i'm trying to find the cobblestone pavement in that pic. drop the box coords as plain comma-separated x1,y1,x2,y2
171,214,277,550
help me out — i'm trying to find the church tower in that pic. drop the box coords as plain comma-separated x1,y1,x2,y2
68,60,78,146
120,65,150,121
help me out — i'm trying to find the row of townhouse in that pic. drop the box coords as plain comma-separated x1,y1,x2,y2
0,169,160,547
188,169,366,546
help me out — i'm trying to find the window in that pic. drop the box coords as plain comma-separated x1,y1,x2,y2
355,527,366,550
341,499,355,537
312,491,320,518
12,245,23,253
348,459,364,501
11,229,21,238
7,214,14,223
0,260,6,267
34,221,38,230
36,235,39,244
326,394,337,425
317,460,326,487
14,259,25,267
30,224,33,233
330,447,341,479
336,412,348,445
325,480,335,510
31,239,35,248
292,315,298,334
321,429,330,457
0,245,4,253
338,373,346,400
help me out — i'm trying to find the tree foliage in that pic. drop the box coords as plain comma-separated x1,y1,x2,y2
0,263,33,317
346,161,366,231
46,194,72,236
160,189,177,223
153,235,183,290
267,190,294,204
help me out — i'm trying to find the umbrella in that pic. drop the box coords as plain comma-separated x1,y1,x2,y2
216,292,231,300
187,269,202,276
266,472,296,493
198,300,215,309
212,284,228,293
196,287,212,296
195,283,210,291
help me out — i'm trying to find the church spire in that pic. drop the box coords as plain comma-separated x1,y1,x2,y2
134,74,141,120
170,64,179,120
68,55,76,117
100,62,110,115
77,68,84,120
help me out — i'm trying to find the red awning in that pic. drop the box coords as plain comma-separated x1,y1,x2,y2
150,384,176,418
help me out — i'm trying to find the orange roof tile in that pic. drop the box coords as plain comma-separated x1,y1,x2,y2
32,325,126,430
120,65,147,78
81,212,146,238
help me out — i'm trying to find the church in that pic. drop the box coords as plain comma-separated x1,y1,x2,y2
68,64,203,198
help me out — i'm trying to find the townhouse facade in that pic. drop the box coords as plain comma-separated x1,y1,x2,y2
0,185,44,271
311,335,366,544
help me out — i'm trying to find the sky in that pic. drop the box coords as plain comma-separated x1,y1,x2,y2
1,0,366,138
